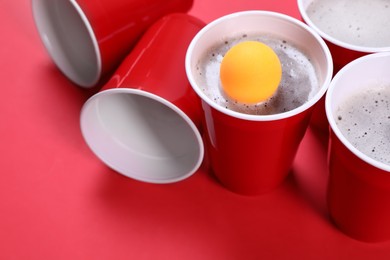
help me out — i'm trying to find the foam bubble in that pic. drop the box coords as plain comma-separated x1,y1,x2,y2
306,0,390,48
195,33,319,115
336,86,390,166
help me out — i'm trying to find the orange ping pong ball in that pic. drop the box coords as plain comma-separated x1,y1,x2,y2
220,41,282,104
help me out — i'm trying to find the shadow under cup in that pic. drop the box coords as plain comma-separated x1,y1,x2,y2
80,14,205,183
326,53,390,242
186,11,333,195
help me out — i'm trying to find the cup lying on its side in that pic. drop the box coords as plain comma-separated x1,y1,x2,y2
326,52,390,243
186,11,333,195
32,0,193,88
80,14,205,183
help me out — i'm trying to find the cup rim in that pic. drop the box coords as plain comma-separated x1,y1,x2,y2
70,0,101,87
185,10,333,122
297,0,390,53
32,0,102,88
80,88,205,183
325,52,390,173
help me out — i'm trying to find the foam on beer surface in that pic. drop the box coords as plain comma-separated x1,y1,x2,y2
195,33,319,115
306,0,390,48
220,41,282,104
335,86,390,166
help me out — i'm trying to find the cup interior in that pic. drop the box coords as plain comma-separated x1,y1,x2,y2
186,11,333,121
325,52,390,172
80,89,204,183
297,0,390,53
32,0,100,87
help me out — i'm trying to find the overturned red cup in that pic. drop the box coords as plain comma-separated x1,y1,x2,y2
32,0,193,88
80,14,205,183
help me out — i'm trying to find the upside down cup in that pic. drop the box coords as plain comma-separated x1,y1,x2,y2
32,0,193,88
186,11,333,195
80,14,205,183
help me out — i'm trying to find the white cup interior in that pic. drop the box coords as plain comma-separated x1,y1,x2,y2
325,52,390,172
186,11,333,121
297,0,390,53
32,0,100,87
80,89,204,183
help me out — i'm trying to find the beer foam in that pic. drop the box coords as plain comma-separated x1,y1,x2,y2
335,86,390,166
306,0,390,48
195,33,319,115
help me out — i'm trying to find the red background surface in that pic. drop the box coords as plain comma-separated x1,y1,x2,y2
1,1,390,259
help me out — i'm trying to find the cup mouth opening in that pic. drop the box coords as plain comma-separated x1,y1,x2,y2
185,10,333,122
80,88,204,183
297,0,390,54
325,52,390,173
32,0,101,87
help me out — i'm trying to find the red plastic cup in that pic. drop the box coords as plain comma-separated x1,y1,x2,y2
325,52,390,242
186,11,333,195
298,0,390,73
80,14,205,183
32,0,193,88
298,0,390,131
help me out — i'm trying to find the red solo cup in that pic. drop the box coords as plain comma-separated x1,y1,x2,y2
297,0,390,73
80,14,205,183
186,11,333,195
325,52,390,242
32,0,193,88
297,0,390,131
